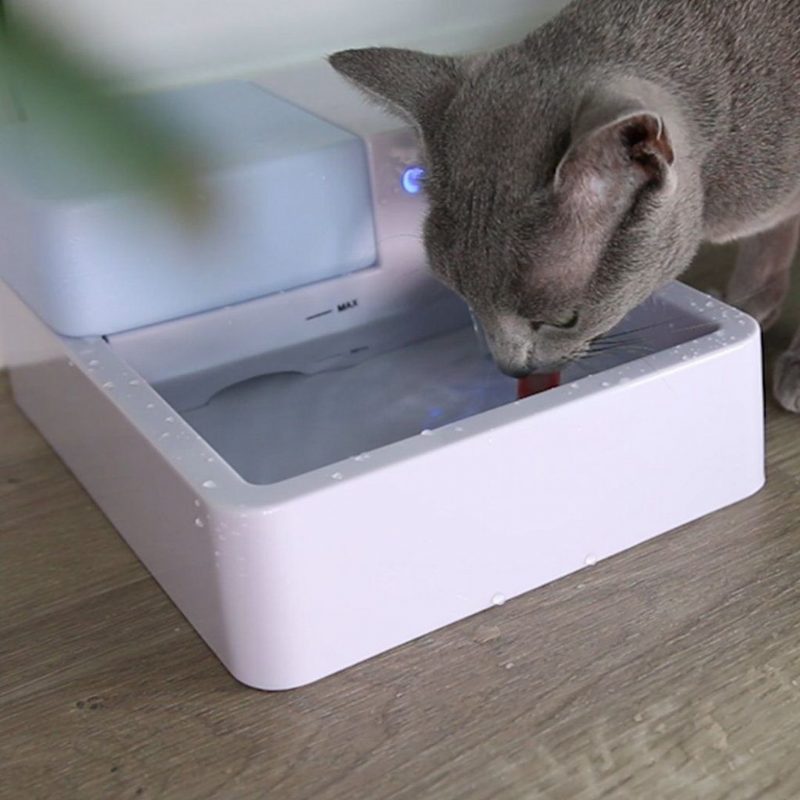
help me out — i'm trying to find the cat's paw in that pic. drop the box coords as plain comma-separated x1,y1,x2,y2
773,352,800,413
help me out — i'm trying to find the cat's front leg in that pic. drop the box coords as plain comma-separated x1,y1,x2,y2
774,328,800,413
724,215,800,330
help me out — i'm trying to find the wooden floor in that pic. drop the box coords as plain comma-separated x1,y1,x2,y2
3,251,800,800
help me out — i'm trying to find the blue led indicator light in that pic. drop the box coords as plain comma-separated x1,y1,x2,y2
401,166,426,194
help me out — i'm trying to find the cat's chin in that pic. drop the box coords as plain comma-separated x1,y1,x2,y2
496,361,567,379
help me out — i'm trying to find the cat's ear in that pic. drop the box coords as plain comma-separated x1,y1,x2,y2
554,89,676,210
328,47,462,130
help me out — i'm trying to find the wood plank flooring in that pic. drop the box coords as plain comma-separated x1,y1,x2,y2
2,251,800,799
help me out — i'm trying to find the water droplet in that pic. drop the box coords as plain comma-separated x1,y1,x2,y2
207,457,215,463
585,554,598,566
491,593,506,607
194,518,205,528
160,432,171,439
705,301,714,308
214,550,221,557
102,381,114,390
88,359,99,367
353,452,370,462
601,381,611,388
128,379,141,386
420,429,434,436
165,416,175,423
67,360,75,368
202,480,217,489
570,383,580,390
331,472,344,480
454,426,465,433
194,499,201,507
146,403,155,409
505,662,515,670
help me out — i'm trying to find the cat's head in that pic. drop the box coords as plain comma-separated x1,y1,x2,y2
329,47,702,375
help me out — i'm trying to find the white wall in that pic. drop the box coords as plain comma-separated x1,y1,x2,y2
0,76,19,369
8,0,566,89
0,0,568,368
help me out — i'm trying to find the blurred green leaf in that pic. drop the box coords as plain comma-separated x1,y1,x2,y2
0,14,208,225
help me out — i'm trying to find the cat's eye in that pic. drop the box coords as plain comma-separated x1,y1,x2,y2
530,312,579,332
555,311,579,330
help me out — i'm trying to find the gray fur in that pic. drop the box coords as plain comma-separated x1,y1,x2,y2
330,0,800,408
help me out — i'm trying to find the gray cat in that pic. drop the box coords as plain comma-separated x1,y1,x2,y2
330,0,800,412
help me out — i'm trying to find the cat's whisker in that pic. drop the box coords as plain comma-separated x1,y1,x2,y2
597,317,699,342
663,320,723,335
596,319,718,349
590,333,646,349
590,340,654,353
589,335,651,351
607,339,657,350
599,319,677,340
587,342,656,356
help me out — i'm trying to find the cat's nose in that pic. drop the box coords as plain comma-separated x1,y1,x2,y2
496,354,568,377
495,359,533,379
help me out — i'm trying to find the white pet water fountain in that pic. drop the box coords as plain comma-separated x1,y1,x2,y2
0,61,764,689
